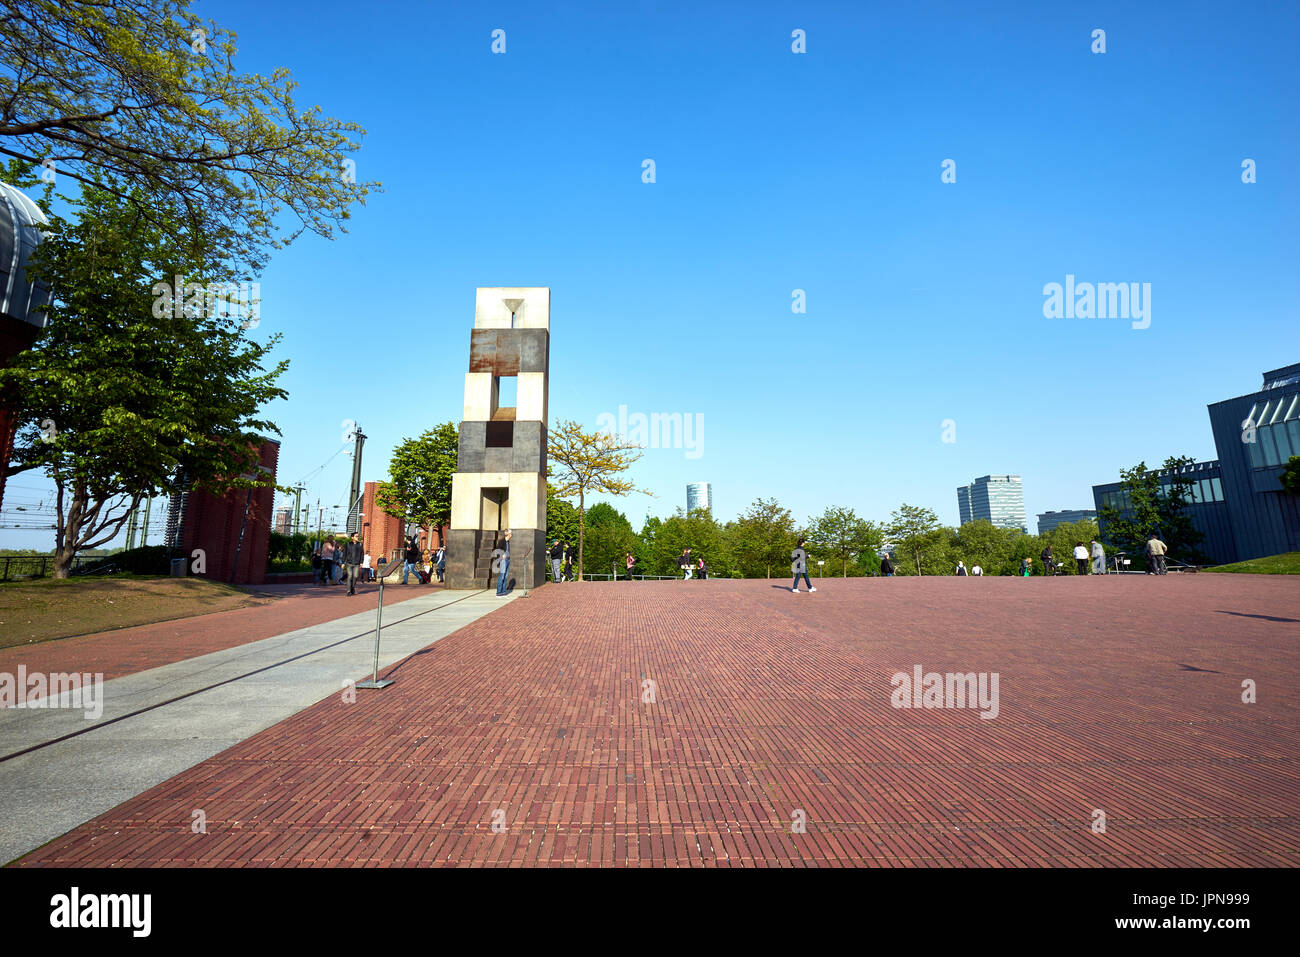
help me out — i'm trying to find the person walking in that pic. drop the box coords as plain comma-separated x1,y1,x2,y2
696,556,708,580
1072,541,1089,575
971,564,983,576
1146,533,1168,575
879,554,894,577
311,545,322,585
320,538,336,586
1090,539,1106,575
343,532,364,596
496,529,512,595
679,548,693,580
549,539,564,583
956,560,968,576
402,534,422,584
791,537,817,593
435,545,446,582
625,552,636,580
361,549,372,584
563,541,576,582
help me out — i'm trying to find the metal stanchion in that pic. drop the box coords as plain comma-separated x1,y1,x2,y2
356,558,400,689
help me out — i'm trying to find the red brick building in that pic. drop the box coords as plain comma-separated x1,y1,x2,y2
174,439,280,585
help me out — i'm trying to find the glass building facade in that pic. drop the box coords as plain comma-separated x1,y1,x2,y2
686,482,712,514
957,475,1027,533
1036,510,1098,535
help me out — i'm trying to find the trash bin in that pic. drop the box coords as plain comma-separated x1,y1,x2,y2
170,558,186,577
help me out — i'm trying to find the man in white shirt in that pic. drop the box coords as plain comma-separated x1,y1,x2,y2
1073,542,1089,575
971,564,983,576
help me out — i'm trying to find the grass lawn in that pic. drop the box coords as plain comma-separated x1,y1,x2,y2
1204,551,1300,574
0,575,271,649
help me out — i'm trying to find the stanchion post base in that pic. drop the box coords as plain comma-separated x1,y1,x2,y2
355,679,394,689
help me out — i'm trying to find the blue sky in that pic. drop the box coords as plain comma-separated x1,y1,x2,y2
3,0,1298,547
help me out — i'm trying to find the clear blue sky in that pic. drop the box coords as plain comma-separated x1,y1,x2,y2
3,0,1298,548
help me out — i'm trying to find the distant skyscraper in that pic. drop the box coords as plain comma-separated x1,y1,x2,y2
957,475,1027,533
686,482,712,514
1036,509,1098,535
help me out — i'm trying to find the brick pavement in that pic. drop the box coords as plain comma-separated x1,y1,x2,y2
15,574,1300,867
0,580,436,683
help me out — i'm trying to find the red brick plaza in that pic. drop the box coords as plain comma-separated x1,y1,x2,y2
18,574,1300,867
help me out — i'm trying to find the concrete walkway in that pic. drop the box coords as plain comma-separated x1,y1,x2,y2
0,587,518,864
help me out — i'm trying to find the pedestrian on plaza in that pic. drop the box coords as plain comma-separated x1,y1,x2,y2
1146,533,1168,575
791,538,816,593
625,551,637,580
320,537,336,585
971,564,983,576
361,549,372,583
496,529,512,596
549,539,564,583
311,546,322,584
1020,556,1032,577
696,556,708,580
956,560,968,576
402,534,422,584
1090,539,1107,575
343,532,364,596
1073,541,1089,575
1040,544,1054,576
679,547,693,580
879,554,894,577
563,541,576,581
435,545,446,582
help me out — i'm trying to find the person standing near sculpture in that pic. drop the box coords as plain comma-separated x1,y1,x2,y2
320,538,336,586
549,540,564,583
402,534,422,584
496,529,512,596
435,545,446,582
343,532,364,596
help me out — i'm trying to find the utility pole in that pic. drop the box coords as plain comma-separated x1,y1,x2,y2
347,426,366,535
293,485,304,535
125,504,138,550
140,497,152,546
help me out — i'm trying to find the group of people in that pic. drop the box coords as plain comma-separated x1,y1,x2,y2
678,548,708,580
401,534,446,585
548,539,577,582
310,532,366,596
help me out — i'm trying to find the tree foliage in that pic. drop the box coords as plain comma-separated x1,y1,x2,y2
1096,456,1208,567
886,504,941,575
548,418,648,580
731,497,797,578
806,505,884,577
0,176,286,577
375,423,458,544
0,0,377,271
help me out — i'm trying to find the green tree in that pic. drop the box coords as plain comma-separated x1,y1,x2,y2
887,503,941,575
0,0,376,271
375,423,458,546
549,419,648,580
1097,457,1208,568
731,497,796,578
646,508,732,578
0,179,286,577
807,505,884,577
582,502,638,578
1280,456,1300,495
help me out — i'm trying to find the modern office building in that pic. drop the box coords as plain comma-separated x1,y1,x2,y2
957,475,1027,533
686,482,712,514
1091,362,1300,565
1036,509,1098,535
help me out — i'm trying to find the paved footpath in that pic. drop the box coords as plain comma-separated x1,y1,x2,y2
0,580,436,683
11,574,1300,867
0,587,514,864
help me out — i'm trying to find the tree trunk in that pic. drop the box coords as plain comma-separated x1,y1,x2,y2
577,491,585,581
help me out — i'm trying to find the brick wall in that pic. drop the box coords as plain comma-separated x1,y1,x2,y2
178,439,279,585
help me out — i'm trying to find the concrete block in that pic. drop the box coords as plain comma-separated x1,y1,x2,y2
517,372,546,423
475,287,550,331
464,373,493,421
518,329,549,374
